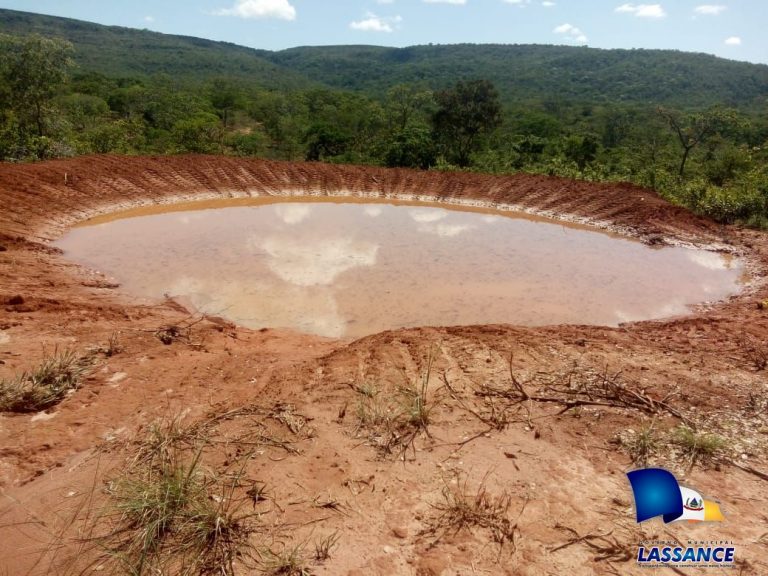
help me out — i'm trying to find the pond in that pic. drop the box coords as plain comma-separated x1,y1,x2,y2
54,198,744,338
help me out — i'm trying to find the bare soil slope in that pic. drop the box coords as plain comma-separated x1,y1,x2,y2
1,156,767,575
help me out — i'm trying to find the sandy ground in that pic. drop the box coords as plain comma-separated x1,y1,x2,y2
1,155,767,575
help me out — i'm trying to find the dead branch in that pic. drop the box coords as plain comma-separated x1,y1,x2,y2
551,524,632,563
728,459,768,481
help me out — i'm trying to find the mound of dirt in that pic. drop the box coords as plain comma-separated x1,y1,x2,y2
1,156,767,575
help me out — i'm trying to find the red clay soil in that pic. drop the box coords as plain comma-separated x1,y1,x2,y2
1,155,767,575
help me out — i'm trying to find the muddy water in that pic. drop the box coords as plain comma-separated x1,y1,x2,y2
55,198,744,338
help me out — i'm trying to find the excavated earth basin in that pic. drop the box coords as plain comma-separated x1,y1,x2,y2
1,155,768,575
55,198,744,338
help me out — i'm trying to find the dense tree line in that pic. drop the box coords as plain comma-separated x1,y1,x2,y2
1,32,767,228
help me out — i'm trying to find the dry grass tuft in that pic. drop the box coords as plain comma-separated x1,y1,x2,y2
427,473,525,560
352,351,438,457
262,544,311,576
0,348,92,412
738,332,767,371
616,424,659,467
313,531,340,562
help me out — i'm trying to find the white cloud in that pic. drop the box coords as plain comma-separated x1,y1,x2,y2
419,223,473,237
553,23,588,43
505,0,557,6
376,0,395,3
694,4,726,15
256,236,379,286
409,208,448,223
213,0,296,20
615,3,666,18
274,204,311,225
144,15,155,22
724,36,742,45
350,13,402,33
169,275,348,337
423,0,467,4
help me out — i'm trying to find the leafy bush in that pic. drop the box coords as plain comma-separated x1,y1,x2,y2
688,179,766,224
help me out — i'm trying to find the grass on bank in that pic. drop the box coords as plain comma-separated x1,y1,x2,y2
672,425,726,465
353,350,438,456
88,424,259,575
0,348,91,412
427,473,525,560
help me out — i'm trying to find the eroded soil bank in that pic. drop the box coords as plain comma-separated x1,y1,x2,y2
1,155,767,575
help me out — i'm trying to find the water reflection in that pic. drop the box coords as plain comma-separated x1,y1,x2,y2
253,236,379,286
54,199,745,338
409,208,448,223
274,204,312,225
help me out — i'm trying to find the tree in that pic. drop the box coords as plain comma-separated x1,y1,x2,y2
432,79,502,167
108,84,147,121
0,33,74,138
563,133,599,171
171,113,224,153
58,94,110,131
209,79,245,128
304,122,350,161
384,125,436,169
657,106,743,179
385,84,434,132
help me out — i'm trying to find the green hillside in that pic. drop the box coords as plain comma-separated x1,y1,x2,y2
0,8,314,90
266,43,768,109
2,8,768,110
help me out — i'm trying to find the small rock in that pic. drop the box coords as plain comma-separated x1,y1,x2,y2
108,372,128,384
31,411,57,422
382,546,394,555
7,295,24,305
392,527,408,539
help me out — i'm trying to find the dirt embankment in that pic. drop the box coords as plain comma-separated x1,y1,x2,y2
1,156,767,575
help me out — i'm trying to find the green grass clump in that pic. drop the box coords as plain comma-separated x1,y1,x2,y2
0,349,90,412
397,352,434,431
98,447,257,575
672,425,725,464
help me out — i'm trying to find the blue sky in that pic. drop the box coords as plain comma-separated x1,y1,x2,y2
1,0,765,64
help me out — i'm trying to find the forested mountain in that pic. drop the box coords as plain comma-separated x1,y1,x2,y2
266,44,768,110
0,8,315,90
2,8,767,110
